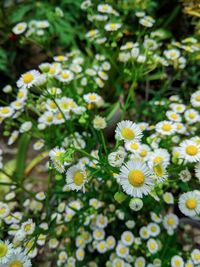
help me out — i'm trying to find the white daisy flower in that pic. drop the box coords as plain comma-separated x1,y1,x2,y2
0,202,10,218
135,257,146,267
166,111,181,122
116,243,129,258
147,223,160,237
0,106,14,118
83,93,101,104
139,16,155,27
179,140,200,163
163,213,179,233
191,249,200,264
76,248,85,261
0,240,13,264
57,70,74,83
66,164,87,191
163,192,174,204
113,258,125,267
175,122,186,134
97,4,113,14
178,191,200,217
106,236,116,250
170,103,186,113
53,55,68,62
164,49,181,60
21,219,35,235
104,23,121,31
96,241,107,254
147,238,158,254
118,160,153,198
12,22,27,35
155,120,176,135
3,248,31,267
184,109,199,124
139,226,150,240
17,70,41,89
115,120,142,143
121,231,134,246
93,229,105,241
171,255,184,267
191,90,200,107
125,141,141,153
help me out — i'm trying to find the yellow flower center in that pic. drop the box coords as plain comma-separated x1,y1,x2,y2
174,259,181,267
9,261,23,267
23,73,34,84
153,164,164,177
121,128,135,140
88,95,96,100
128,170,145,187
24,224,31,232
47,115,53,123
99,243,106,250
149,242,156,250
188,113,195,119
17,25,23,30
50,102,57,109
140,150,147,157
110,23,116,30
1,107,9,114
130,143,139,150
186,145,198,156
171,113,178,119
0,207,6,215
49,68,55,74
162,123,172,131
125,235,131,241
57,55,65,61
186,198,197,209
167,218,174,225
73,171,84,186
194,253,200,261
17,91,24,99
119,246,126,254
0,243,8,257
153,156,163,164
61,73,69,79
57,113,63,120
195,95,200,101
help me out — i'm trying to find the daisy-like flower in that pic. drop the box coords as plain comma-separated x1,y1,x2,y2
139,226,150,240
116,243,129,258
147,238,158,254
171,255,184,267
0,240,13,264
106,236,116,250
0,202,10,218
163,213,179,234
96,241,107,254
147,223,160,237
112,258,124,267
125,141,141,153
135,257,146,267
83,93,101,104
179,140,200,163
53,55,68,62
163,192,174,204
104,23,121,31
191,249,200,264
21,219,35,235
170,103,186,113
139,16,155,27
175,122,186,134
66,164,87,191
12,22,27,35
184,109,199,124
121,231,134,246
3,248,31,267
97,4,113,13
115,121,142,143
178,191,200,217
164,49,181,60
166,111,181,122
118,160,153,198
0,106,14,118
76,248,85,261
191,90,200,107
17,70,41,89
57,70,74,83
155,121,176,136
93,229,105,241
